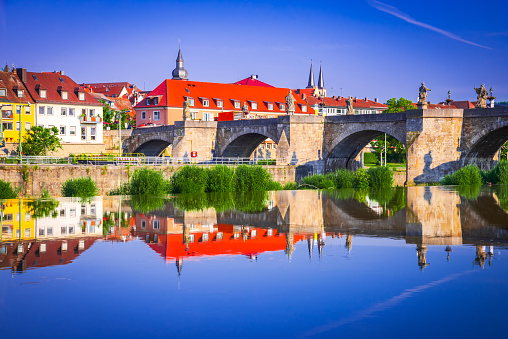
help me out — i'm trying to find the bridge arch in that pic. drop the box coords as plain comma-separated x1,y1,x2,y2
133,139,172,156
326,128,406,170
219,131,280,158
462,121,508,168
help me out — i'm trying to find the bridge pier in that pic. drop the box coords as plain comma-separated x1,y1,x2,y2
172,120,217,159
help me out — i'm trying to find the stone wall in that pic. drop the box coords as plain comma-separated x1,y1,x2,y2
0,164,296,197
1,142,105,157
103,129,132,153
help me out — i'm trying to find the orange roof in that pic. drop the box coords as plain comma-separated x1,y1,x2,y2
306,96,388,109
411,102,458,109
135,79,312,114
233,76,274,87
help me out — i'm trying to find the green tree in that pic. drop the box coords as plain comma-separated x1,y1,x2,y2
384,97,414,113
370,135,406,163
22,126,62,156
101,100,131,130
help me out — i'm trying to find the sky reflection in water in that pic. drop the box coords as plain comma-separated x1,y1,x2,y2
1,186,508,338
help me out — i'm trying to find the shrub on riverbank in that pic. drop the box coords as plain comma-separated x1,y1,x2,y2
62,177,98,197
129,168,170,195
441,165,483,186
301,173,336,189
170,165,208,194
367,166,394,188
335,169,356,189
0,179,18,199
231,165,281,192
484,161,508,184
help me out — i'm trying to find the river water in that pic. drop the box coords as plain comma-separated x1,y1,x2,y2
1,186,508,338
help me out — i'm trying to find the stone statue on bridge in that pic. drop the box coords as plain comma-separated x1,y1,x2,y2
285,90,295,115
346,96,354,115
418,82,431,107
242,102,249,118
183,98,191,120
474,84,488,108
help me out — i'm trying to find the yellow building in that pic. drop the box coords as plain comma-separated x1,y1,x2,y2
0,68,35,146
0,199,36,243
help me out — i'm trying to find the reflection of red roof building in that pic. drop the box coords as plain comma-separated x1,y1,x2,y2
137,224,306,261
0,237,100,273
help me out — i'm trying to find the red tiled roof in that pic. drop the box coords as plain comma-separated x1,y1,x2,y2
0,71,34,104
442,100,475,109
135,79,312,114
305,96,388,109
233,76,274,87
411,102,458,109
89,86,124,97
25,71,102,106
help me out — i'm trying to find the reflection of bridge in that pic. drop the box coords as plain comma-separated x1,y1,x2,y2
124,107,508,183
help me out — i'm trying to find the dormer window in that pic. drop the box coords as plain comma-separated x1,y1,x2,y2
251,102,258,109
301,105,308,112
202,99,209,107
234,101,240,109
17,89,24,98
40,89,47,98
280,104,285,111
78,92,85,101
0,88,6,97
267,103,273,110
187,98,195,106
216,100,223,108
146,98,151,105
61,90,68,100
154,97,158,105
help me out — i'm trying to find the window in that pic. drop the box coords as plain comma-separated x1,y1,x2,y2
251,102,258,109
153,111,160,121
40,89,47,98
91,204,96,215
39,228,45,236
25,106,30,115
16,122,20,131
153,220,160,230
17,89,24,98
69,108,75,116
190,112,197,120
141,220,146,229
70,208,76,217
188,234,195,243
61,227,66,235
82,108,86,116
47,227,53,236
280,104,285,111
90,109,95,117
188,98,195,106
16,107,20,115
61,107,67,116
0,89,6,96
25,213,31,222
81,204,86,215
234,101,240,109
69,226,74,234
78,92,85,101
90,127,96,140
154,97,159,105
61,91,68,100
70,126,76,136
47,107,53,115
141,111,146,120
302,105,308,112
25,228,31,238
203,112,213,121
267,103,273,110
216,100,223,108
39,106,45,115
60,126,66,135
2,122,12,130
25,122,31,130
202,99,209,107
81,127,86,140
146,98,151,105
202,233,209,242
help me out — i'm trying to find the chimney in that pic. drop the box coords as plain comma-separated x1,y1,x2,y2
16,68,27,83
60,70,64,75
364,97,368,101
375,98,379,102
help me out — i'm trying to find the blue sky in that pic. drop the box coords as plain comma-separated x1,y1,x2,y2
1,0,507,102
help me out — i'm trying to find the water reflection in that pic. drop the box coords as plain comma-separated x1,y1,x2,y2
2,186,508,274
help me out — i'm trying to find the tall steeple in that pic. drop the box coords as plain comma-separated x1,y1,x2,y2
306,61,315,89
172,46,188,80
317,62,325,89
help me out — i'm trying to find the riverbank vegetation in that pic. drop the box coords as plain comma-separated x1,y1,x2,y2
61,177,99,197
300,166,394,190
441,161,508,186
0,179,18,199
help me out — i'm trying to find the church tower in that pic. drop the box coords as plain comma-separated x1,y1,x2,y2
172,47,188,80
306,61,315,89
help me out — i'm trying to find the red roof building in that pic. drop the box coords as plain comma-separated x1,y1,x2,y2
233,75,274,87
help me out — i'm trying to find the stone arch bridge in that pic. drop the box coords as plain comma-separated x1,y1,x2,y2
123,107,508,184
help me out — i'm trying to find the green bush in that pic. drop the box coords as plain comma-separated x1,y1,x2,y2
301,174,336,189
128,168,169,195
232,165,277,192
0,180,18,199
61,177,98,197
367,166,394,188
282,182,298,190
363,152,379,165
335,169,355,188
441,165,483,186
207,165,234,192
486,161,508,184
170,165,208,194
354,167,370,189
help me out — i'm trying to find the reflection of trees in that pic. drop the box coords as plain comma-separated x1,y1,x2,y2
24,198,60,218
171,192,271,213
455,185,482,200
129,195,168,214
493,185,508,211
326,187,406,216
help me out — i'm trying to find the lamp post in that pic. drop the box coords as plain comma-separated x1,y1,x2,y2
117,110,122,155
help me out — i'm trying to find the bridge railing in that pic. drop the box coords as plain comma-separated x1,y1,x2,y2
0,156,302,166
